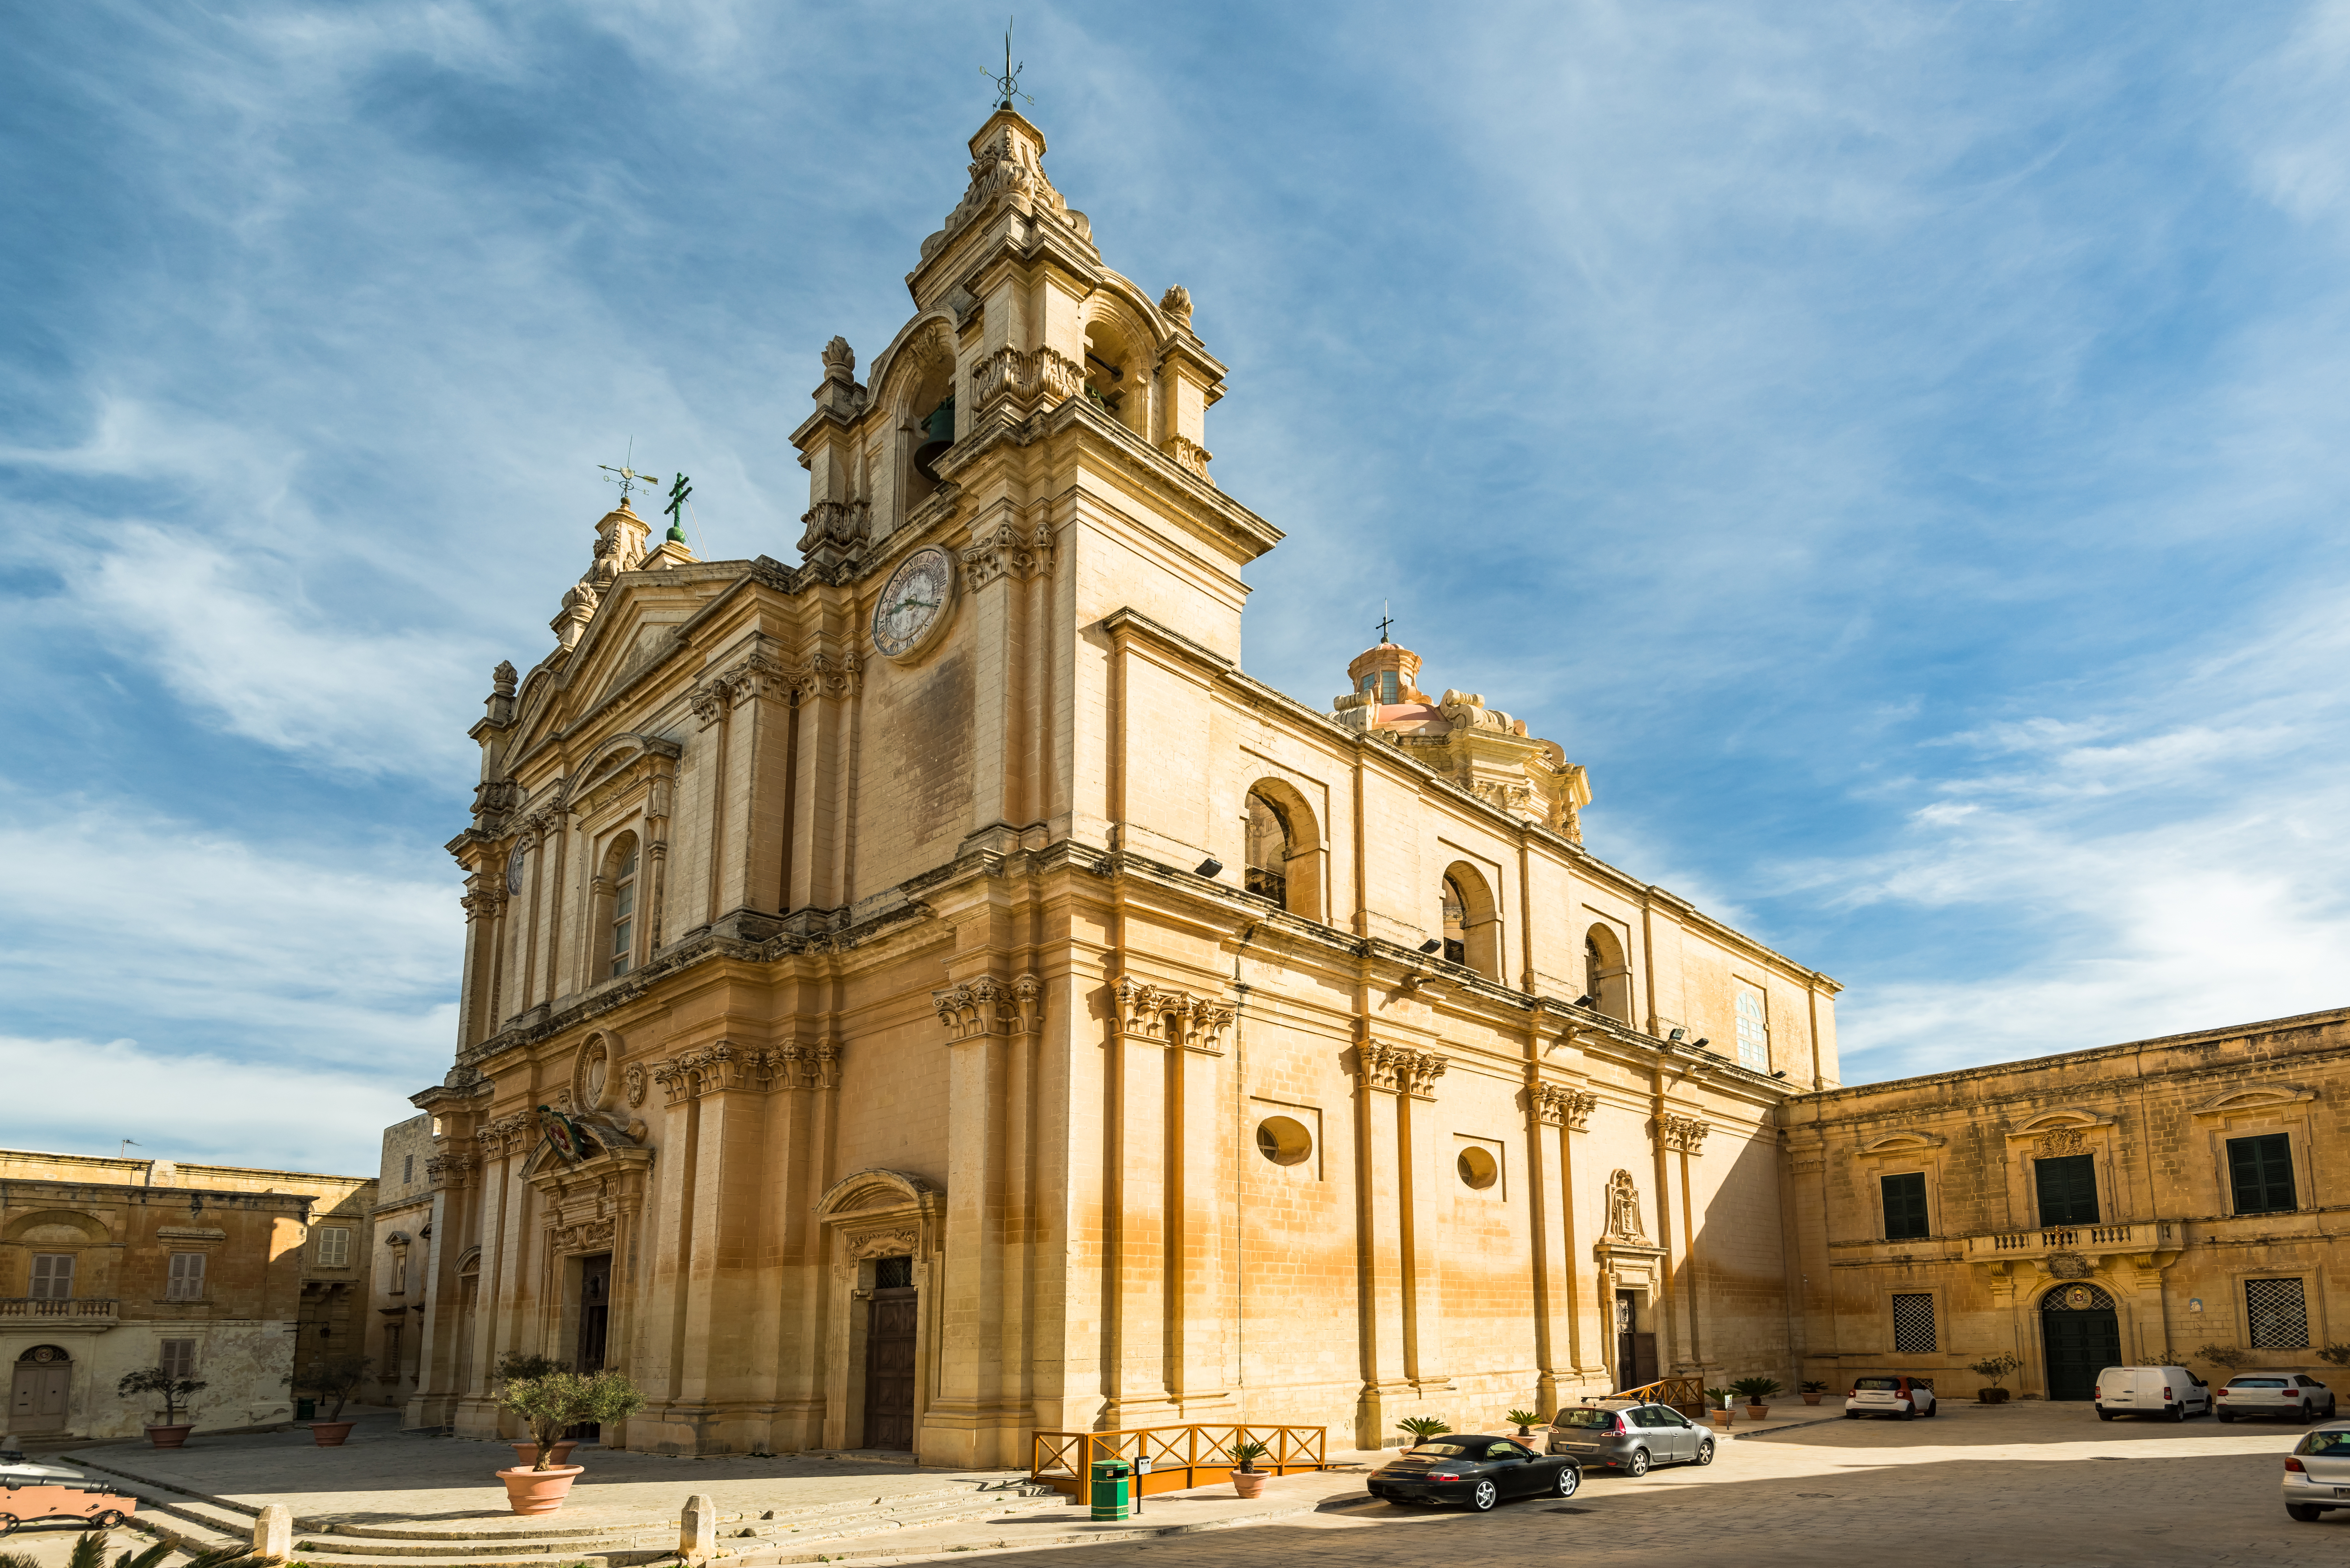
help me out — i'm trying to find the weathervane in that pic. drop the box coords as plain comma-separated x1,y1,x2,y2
599,438,658,503
983,15,1032,109
663,473,694,543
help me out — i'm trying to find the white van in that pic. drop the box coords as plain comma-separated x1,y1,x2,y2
2095,1365,2210,1421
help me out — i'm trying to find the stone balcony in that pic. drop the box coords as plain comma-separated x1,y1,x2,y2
0,1296,120,1331
1965,1220,2182,1264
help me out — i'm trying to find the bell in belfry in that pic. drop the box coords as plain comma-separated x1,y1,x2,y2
913,394,956,479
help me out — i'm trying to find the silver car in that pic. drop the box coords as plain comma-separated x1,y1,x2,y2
1545,1399,1715,1476
2283,1421,2350,1521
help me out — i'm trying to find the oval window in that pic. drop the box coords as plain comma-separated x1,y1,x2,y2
1457,1147,1499,1191
1255,1116,1312,1167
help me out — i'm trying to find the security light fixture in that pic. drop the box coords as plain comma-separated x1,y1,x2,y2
1667,1027,1687,1042
1573,994,1596,1008
1771,1070,1787,1079
1418,939,1443,954
1693,1037,1711,1050
1195,858,1223,878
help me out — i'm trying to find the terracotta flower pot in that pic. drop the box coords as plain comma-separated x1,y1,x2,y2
1978,1387,2010,1404
510,1441,580,1469
311,1421,358,1447
498,1465,583,1515
1801,1393,1823,1405
1709,1409,1735,1428
145,1424,195,1449
1746,1405,1771,1421
1231,1469,1269,1499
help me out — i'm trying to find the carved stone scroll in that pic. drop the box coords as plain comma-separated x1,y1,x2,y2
1111,977,1233,1055
1534,1083,1599,1131
1657,1114,1710,1155
932,975,1045,1043
1353,1042,1449,1100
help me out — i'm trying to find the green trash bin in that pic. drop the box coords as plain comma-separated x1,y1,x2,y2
1088,1458,1133,1521
295,1397,317,1421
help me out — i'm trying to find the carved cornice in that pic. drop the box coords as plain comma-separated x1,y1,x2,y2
1657,1114,1710,1155
961,520,1057,590
650,1041,842,1104
1159,433,1213,481
1111,977,1233,1054
933,974,1045,1043
425,1153,480,1190
1354,1042,1448,1100
690,647,864,726
475,1111,538,1158
1534,1083,1600,1131
547,1216,615,1255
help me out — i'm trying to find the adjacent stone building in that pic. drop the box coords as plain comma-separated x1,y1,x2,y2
0,1151,375,1438
366,1115,439,1406
1786,1006,2350,1400
400,105,1844,1464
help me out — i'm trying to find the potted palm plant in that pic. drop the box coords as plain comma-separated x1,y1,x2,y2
497,1370,645,1514
1800,1380,1829,1406
118,1366,205,1448
1227,1439,1271,1498
288,1353,373,1446
1704,1388,1736,1428
1968,1353,2022,1404
1732,1377,1782,1419
1395,1415,1451,1445
1505,1408,1542,1439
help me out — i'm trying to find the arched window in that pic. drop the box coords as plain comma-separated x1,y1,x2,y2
599,834,641,980
1244,790,1291,906
1440,863,1500,980
1584,924,1630,1022
1359,670,1399,704
1240,780,1324,920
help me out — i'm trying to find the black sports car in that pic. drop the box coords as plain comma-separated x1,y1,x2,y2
1368,1434,1582,1511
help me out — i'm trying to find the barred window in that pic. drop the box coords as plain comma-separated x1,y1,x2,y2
874,1255,914,1290
1881,1172,1930,1240
1892,1293,1938,1354
2247,1278,2309,1349
159,1338,198,1381
166,1252,206,1300
313,1227,351,1269
2227,1134,2296,1216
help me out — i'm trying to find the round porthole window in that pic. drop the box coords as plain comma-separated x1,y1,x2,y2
1457,1147,1499,1190
1255,1116,1312,1167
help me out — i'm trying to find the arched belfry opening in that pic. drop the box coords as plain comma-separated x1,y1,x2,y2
1083,313,1148,438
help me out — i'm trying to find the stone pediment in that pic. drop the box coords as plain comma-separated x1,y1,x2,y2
2004,1109,2118,1142
2190,1083,2317,1120
1856,1130,1947,1157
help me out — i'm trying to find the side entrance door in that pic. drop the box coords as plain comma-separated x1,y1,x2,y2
1615,1291,1657,1390
863,1280,919,1450
567,1254,611,1440
10,1352,71,1433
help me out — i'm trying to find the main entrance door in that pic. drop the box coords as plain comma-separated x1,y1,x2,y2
10,1346,71,1433
863,1258,918,1450
2041,1283,2121,1400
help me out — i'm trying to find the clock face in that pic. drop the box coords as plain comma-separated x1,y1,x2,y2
872,545,957,661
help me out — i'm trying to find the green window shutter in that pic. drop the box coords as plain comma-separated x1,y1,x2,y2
2227,1134,2295,1215
2034,1155,2100,1226
1881,1172,1930,1240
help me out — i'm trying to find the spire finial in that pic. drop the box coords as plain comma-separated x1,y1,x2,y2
663,473,694,544
1377,599,1395,645
983,15,1033,110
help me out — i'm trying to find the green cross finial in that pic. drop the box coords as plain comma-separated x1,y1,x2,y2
664,473,693,543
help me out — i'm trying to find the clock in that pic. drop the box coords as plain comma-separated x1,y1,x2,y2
872,545,957,662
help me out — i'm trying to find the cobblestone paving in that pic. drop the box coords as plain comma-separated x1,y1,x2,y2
855,1403,2347,1568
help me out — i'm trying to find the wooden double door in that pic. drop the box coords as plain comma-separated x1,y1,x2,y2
10,1350,71,1433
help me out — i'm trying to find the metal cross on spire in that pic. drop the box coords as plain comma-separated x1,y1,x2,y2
598,438,658,503
1377,600,1396,644
983,15,1033,109
663,473,694,543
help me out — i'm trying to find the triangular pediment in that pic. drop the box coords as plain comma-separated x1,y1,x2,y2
2190,1083,2316,1120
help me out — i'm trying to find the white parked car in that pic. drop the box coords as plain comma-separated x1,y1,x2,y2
2217,1374,2339,1423
2283,1421,2350,1521
1845,1376,1936,1419
2094,1365,2210,1421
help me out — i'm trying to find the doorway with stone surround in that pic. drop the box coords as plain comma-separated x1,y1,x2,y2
2040,1282,2120,1400
10,1344,72,1433
862,1257,918,1450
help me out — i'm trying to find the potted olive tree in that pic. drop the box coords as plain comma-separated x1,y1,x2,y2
119,1367,204,1448
494,1352,573,1466
497,1370,645,1514
288,1353,373,1445
1732,1377,1782,1420
1968,1353,2022,1404
1227,1439,1271,1498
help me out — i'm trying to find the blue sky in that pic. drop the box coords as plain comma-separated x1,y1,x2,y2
5,1,2348,1174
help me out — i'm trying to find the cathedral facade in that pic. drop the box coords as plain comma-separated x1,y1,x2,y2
406,107,1844,1465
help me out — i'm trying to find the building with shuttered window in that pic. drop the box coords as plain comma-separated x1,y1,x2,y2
1784,1006,2350,1400
1,1150,374,1438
